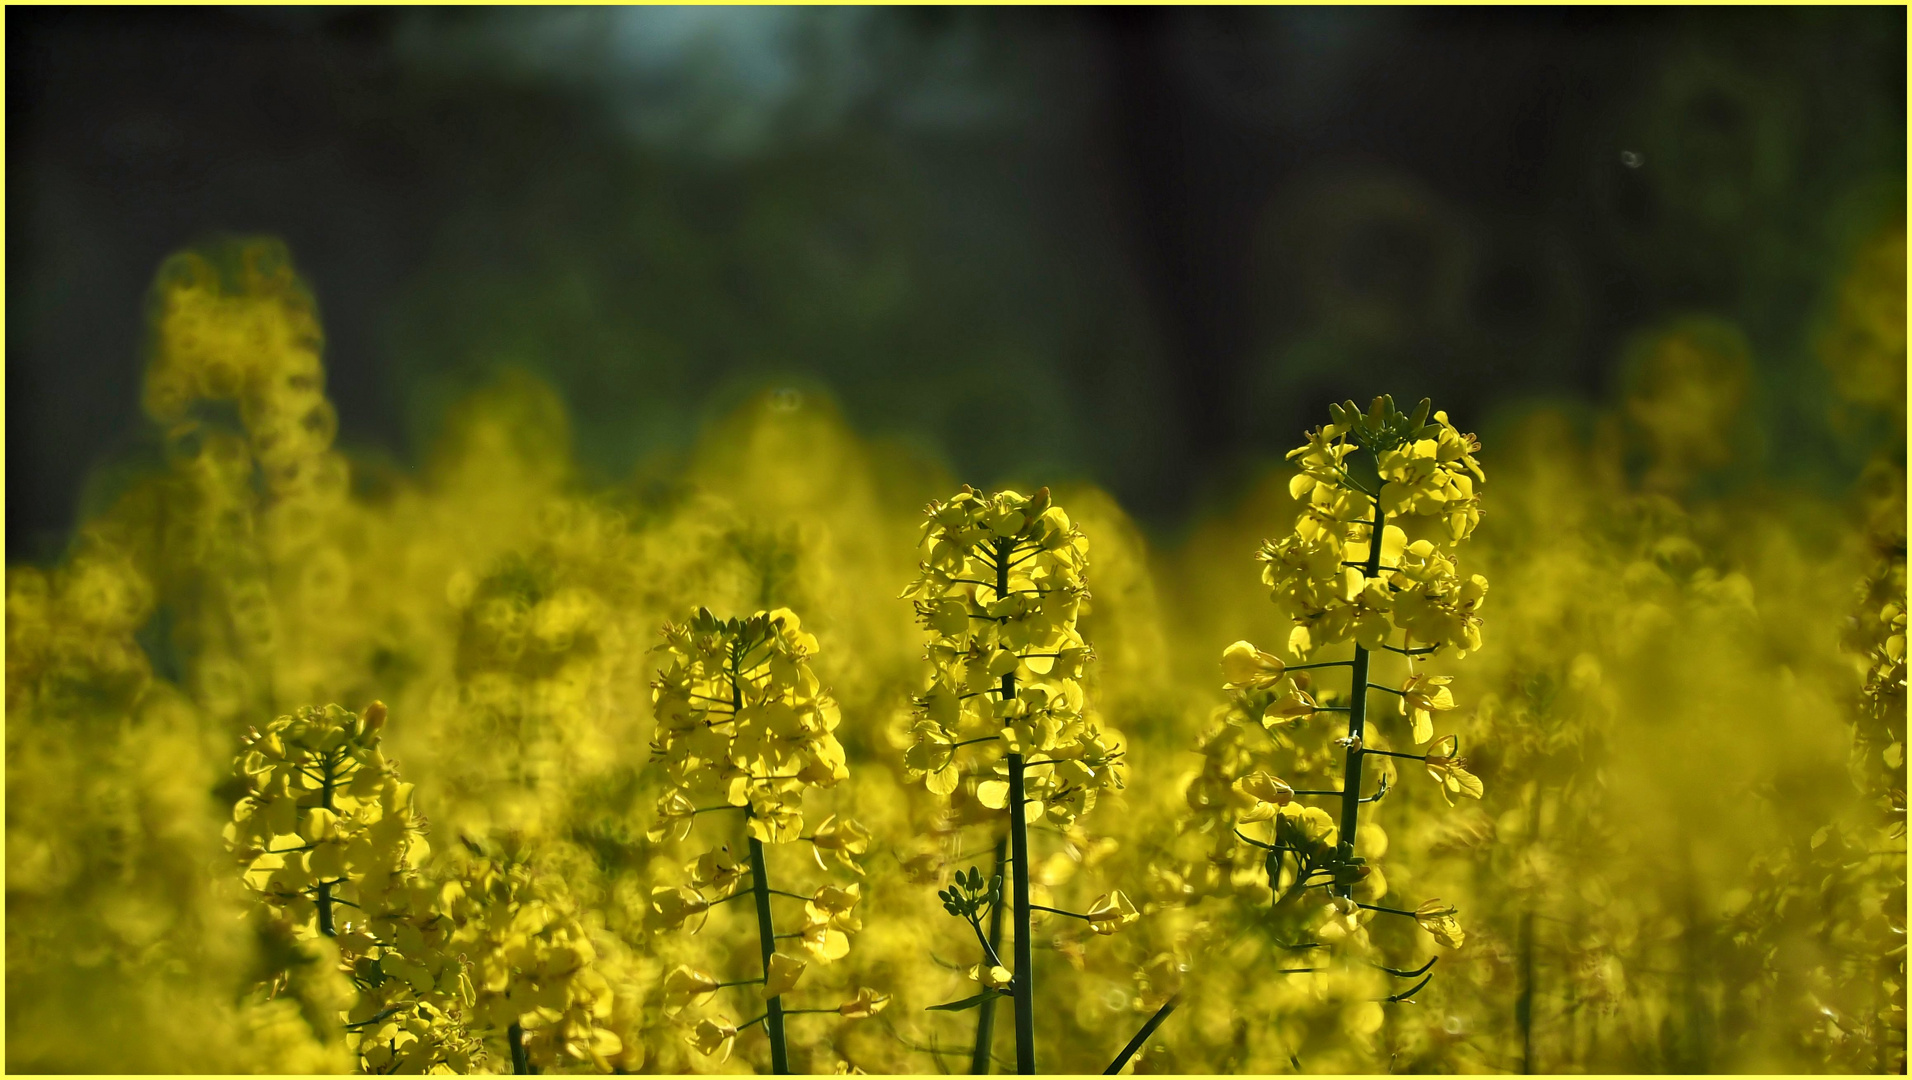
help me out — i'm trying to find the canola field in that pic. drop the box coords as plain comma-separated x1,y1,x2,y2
5,234,1904,1074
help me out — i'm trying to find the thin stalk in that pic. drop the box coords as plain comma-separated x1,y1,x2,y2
1517,907,1534,1074
735,636,790,1076
970,836,1009,1075
317,751,337,937
508,1021,532,1074
1103,994,1182,1074
748,835,790,1074
1518,785,1541,1074
1007,755,1034,1074
1335,501,1384,898
998,536,1036,1075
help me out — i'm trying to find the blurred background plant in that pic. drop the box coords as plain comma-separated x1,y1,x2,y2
5,5,1904,1075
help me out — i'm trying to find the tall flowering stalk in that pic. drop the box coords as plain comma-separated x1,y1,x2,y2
1222,397,1487,974
649,607,885,1072
226,702,485,1072
903,487,1135,1073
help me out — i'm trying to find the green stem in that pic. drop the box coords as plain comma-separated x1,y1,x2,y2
1519,786,1540,1073
970,835,1009,1075
1335,500,1385,900
1008,754,1034,1074
1103,994,1182,1074
317,752,337,937
998,536,1036,1075
736,640,790,1075
749,835,790,1075
1517,908,1534,1074
508,1021,532,1074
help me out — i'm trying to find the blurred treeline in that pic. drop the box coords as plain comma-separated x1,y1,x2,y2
7,6,1905,556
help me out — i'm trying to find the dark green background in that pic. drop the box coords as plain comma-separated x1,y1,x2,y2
7,6,1904,558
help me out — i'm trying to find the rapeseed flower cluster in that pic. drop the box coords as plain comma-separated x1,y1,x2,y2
902,487,1122,822
649,608,887,1070
227,702,485,1072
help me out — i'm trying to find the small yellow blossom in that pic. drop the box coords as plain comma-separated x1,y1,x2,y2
838,987,892,1019
1415,899,1465,948
1399,673,1456,744
1233,772,1296,821
651,886,711,933
663,965,721,1013
1423,736,1485,805
1221,640,1287,690
1085,890,1140,935
687,1017,738,1061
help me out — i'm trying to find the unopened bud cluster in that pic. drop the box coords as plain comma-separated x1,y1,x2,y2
650,607,848,845
1270,397,1487,657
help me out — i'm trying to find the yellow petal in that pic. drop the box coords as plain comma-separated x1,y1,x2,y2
762,952,807,999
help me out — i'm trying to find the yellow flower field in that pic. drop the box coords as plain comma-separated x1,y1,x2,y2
6,234,1903,1073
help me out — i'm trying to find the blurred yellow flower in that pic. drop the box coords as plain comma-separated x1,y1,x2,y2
1233,772,1296,821
1414,899,1465,948
686,1016,737,1061
663,966,720,1013
1085,890,1140,935
1221,640,1286,690
1422,736,1484,805
1399,672,1455,744
650,886,711,933
837,987,891,1019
